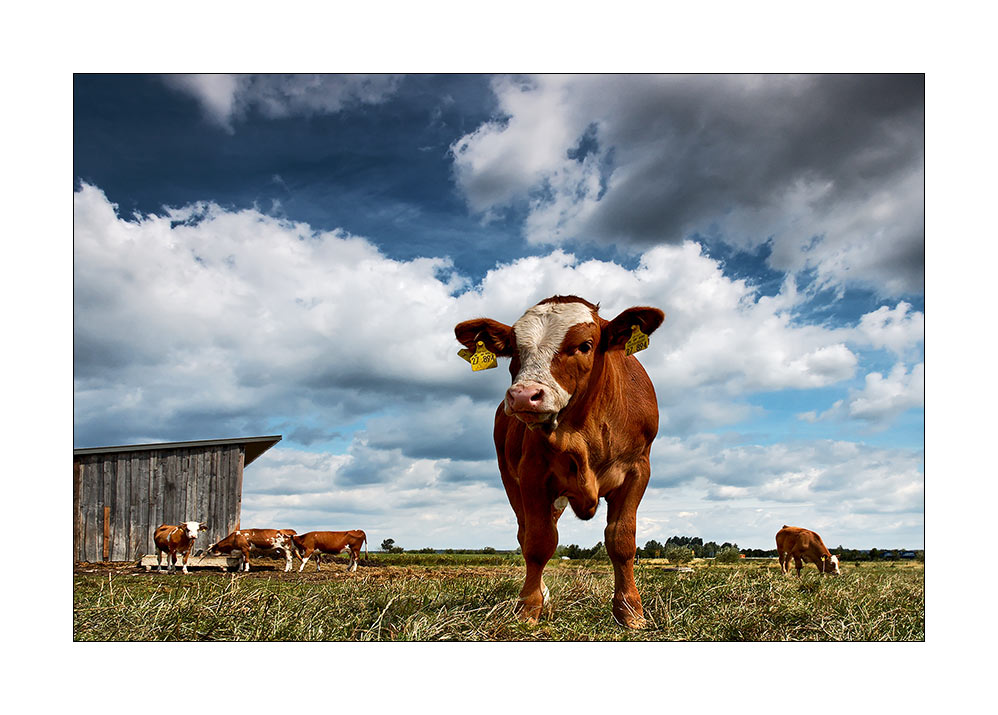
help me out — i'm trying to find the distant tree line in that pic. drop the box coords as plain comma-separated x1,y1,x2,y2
378,539,513,554
378,535,923,561
637,536,738,559
556,542,607,559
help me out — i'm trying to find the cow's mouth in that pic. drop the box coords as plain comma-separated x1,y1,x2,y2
508,408,561,431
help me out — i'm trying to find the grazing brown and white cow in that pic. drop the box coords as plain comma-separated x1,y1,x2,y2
206,528,298,572
455,295,664,628
153,521,207,574
776,525,841,576
290,530,368,572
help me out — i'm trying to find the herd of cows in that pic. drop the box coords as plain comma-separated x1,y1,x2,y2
153,523,367,575
151,295,843,629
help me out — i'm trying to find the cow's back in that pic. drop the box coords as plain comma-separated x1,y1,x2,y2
777,526,825,555
154,524,180,549
776,526,808,552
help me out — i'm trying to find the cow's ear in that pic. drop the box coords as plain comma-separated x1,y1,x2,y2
454,318,515,356
603,307,665,352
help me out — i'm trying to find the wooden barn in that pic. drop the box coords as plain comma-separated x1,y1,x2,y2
73,435,281,563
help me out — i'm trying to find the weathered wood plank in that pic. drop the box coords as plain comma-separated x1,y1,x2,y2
197,449,211,534
210,447,223,544
139,554,242,571
235,448,245,531
163,451,177,526
187,449,198,523
73,461,83,564
145,452,158,554
102,457,114,562
152,451,165,532
114,453,130,561
177,448,188,525
131,452,148,559
229,446,241,533
85,458,98,562
79,459,92,562
218,447,230,534
103,506,110,560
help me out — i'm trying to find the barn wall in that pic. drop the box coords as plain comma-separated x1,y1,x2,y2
74,445,245,562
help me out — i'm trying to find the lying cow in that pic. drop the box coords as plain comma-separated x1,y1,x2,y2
776,525,841,576
456,295,664,628
206,528,298,572
153,521,207,574
291,530,368,572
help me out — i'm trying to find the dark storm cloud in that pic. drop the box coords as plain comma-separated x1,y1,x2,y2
454,74,924,295
593,75,923,244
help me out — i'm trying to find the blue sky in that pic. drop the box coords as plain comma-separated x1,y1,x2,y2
73,73,925,550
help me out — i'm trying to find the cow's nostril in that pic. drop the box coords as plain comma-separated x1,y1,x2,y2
530,390,544,403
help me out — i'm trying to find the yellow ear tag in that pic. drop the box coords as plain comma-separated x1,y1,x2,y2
625,325,650,356
458,341,497,371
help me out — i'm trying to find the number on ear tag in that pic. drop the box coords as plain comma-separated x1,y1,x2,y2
625,325,650,356
458,341,497,371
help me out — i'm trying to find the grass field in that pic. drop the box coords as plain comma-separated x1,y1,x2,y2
73,555,924,641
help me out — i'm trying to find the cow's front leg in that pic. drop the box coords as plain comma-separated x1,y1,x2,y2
604,463,650,629
156,549,165,573
181,548,192,574
518,499,558,624
284,549,293,572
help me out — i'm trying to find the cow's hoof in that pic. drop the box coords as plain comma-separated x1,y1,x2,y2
614,612,646,629
613,597,646,629
515,599,544,624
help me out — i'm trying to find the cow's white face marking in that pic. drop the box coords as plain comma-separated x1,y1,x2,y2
510,301,596,413
830,554,840,574
183,521,202,539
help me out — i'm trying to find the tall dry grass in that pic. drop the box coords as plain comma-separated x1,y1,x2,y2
73,559,923,641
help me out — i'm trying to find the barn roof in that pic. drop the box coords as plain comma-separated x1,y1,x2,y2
73,434,282,467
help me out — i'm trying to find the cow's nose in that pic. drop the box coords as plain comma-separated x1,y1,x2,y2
507,383,546,412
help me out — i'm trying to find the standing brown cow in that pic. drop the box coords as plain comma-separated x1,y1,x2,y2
206,528,298,572
153,521,207,574
776,525,841,576
291,530,368,572
455,295,664,628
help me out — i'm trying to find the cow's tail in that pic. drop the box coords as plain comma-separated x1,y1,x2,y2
364,532,369,560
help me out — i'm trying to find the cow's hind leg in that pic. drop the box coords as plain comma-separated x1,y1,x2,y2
604,462,650,629
157,549,165,573
793,555,803,577
348,547,359,572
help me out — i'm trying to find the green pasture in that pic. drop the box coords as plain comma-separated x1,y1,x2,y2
73,557,923,641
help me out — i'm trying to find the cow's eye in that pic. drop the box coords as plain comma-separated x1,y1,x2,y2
578,341,592,354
